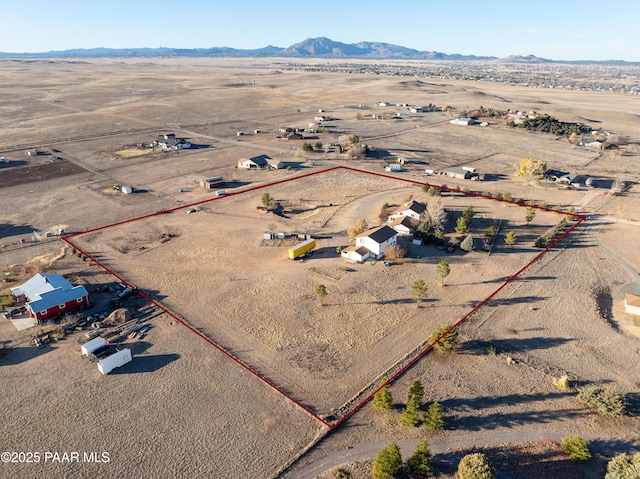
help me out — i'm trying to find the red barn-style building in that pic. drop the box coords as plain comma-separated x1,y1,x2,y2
10,273,89,322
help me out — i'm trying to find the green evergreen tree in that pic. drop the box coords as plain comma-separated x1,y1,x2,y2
409,439,432,477
504,231,517,246
372,442,402,479
525,206,536,225
437,259,450,286
455,216,470,234
462,205,475,223
400,396,421,427
408,379,424,404
411,279,428,306
261,192,272,208
423,401,444,430
430,324,458,353
373,381,393,411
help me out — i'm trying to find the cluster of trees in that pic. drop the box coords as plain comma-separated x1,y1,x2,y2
302,141,323,152
455,205,475,235
408,261,451,307
508,116,591,136
370,440,496,479
367,436,637,479
414,198,446,244
477,105,506,118
373,379,445,431
371,440,434,479
534,217,568,248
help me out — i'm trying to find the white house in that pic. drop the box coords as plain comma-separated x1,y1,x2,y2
154,133,191,150
340,246,371,263
238,154,272,169
624,293,640,316
389,216,418,235
355,225,398,259
389,201,426,222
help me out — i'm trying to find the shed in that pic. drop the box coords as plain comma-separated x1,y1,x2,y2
26,149,38,156
121,186,133,194
200,177,225,189
449,117,476,126
447,167,472,180
81,336,106,356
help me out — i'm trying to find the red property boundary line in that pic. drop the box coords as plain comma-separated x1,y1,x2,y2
60,166,586,430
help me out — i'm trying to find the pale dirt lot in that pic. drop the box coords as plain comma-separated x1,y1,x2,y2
0,58,639,478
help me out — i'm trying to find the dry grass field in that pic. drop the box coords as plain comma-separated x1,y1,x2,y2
0,57,639,478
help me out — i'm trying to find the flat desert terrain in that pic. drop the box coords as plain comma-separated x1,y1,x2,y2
0,57,639,478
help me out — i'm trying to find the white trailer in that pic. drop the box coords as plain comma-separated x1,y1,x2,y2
424,169,435,175
97,348,132,375
81,336,106,356
462,166,477,173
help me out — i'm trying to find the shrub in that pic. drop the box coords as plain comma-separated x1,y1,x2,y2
554,375,571,390
577,386,626,416
332,467,351,479
534,233,553,248
605,453,640,479
561,436,591,461
430,324,458,352
460,235,475,252
457,453,496,479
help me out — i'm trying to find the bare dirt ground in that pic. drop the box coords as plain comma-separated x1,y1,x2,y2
0,58,639,478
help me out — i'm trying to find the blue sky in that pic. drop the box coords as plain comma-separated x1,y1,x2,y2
1,0,638,61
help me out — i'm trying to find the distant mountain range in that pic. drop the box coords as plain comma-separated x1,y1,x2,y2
0,37,634,64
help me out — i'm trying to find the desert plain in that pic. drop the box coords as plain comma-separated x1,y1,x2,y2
0,57,639,478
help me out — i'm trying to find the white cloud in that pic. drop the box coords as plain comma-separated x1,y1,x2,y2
527,28,536,34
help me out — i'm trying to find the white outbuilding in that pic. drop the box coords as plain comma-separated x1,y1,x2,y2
624,293,640,316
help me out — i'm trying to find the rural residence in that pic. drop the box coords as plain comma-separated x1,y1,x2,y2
10,273,89,322
154,133,191,150
342,225,398,263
